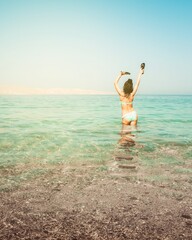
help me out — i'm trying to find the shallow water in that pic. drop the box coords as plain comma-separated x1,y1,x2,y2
0,95,192,188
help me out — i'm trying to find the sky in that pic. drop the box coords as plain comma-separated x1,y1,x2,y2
0,0,192,94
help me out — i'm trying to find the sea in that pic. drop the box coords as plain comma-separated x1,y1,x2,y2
0,95,192,188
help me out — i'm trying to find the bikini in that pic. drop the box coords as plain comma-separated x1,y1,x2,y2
121,101,133,105
121,101,137,121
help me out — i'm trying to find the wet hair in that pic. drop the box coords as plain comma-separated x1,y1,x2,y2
123,79,133,96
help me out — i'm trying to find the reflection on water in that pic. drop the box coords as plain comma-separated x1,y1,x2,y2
119,124,136,147
114,124,138,170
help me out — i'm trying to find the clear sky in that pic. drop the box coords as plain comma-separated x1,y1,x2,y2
0,0,192,94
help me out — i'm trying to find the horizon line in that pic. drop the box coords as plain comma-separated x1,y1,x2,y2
0,86,191,96
0,86,113,95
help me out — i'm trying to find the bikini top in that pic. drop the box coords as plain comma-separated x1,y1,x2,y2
121,101,133,105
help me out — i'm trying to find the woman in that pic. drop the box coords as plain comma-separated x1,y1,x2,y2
114,64,145,126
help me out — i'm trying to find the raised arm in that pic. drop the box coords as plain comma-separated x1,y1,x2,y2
114,71,129,96
131,68,144,96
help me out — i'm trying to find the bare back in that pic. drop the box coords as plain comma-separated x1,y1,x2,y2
120,93,134,116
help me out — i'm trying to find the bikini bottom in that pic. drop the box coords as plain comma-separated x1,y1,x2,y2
122,111,137,121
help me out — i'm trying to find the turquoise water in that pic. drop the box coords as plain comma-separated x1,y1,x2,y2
0,95,192,185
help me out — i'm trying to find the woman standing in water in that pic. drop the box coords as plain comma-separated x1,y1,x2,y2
114,64,145,126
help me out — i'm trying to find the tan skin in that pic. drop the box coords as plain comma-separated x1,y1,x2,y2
114,67,144,126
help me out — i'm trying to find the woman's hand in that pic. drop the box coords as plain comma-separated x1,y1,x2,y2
120,71,130,76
